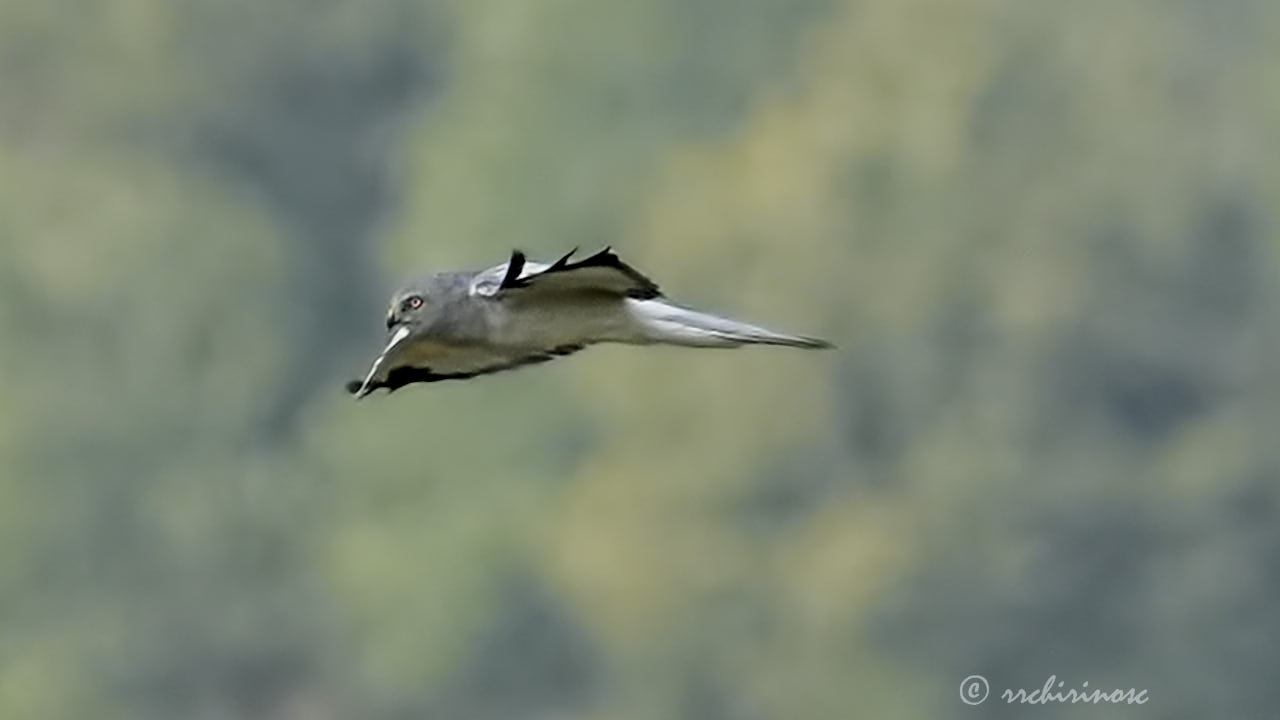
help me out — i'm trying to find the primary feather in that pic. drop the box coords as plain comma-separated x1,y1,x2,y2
471,247,662,299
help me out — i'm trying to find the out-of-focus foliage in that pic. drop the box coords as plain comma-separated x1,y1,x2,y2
1,1,1277,718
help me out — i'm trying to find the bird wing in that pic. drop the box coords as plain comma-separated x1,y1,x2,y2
346,341,584,396
470,248,662,300
348,325,413,398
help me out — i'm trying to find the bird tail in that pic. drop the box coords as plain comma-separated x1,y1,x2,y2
626,299,832,349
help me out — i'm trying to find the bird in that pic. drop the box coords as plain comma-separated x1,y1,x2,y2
347,247,832,398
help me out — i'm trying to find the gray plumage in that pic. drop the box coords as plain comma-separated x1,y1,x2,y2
347,248,832,398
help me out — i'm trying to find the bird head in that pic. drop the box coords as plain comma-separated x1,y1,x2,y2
345,281,440,398
384,279,438,333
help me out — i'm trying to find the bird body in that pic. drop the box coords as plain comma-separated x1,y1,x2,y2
348,248,830,398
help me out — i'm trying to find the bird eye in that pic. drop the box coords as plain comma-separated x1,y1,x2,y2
403,295,424,311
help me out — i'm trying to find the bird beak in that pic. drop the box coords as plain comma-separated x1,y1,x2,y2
353,325,412,399
385,310,398,330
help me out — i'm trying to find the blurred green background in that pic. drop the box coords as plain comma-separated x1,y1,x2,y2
2,1,1278,718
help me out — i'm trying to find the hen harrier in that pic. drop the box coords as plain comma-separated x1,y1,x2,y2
348,248,831,398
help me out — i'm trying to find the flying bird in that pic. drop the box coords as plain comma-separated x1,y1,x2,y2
347,248,832,398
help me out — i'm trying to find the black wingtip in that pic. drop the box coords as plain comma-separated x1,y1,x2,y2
346,378,384,398
571,246,663,299
550,246,578,270
499,250,527,289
